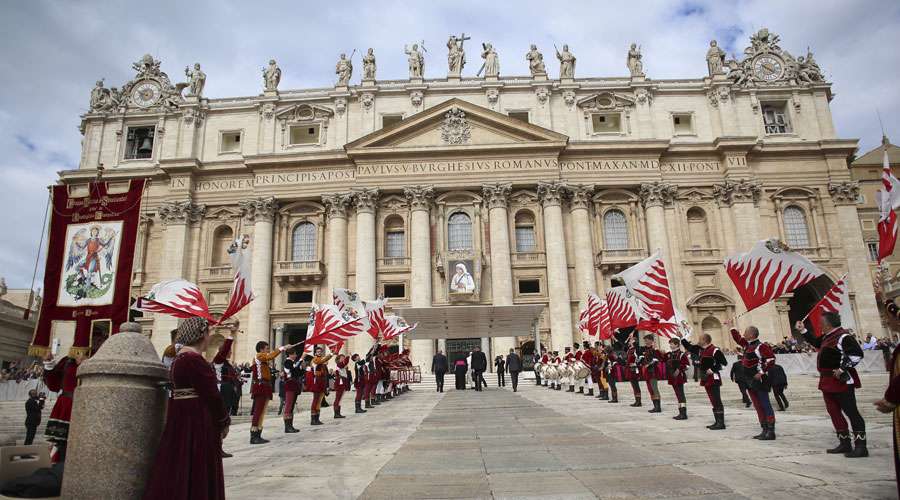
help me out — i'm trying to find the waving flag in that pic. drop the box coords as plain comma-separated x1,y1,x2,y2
803,275,856,337
578,293,604,337
134,279,216,322
365,298,388,339
597,299,613,340
725,239,824,312
219,235,254,322
634,314,681,338
605,286,645,330
614,251,675,321
303,304,363,352
878,137,900,262
381,314,417,340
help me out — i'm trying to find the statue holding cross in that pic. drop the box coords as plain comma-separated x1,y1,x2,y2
447,33,470,76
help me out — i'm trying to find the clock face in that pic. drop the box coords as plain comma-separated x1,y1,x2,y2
752,55,784,82
131,81,161,108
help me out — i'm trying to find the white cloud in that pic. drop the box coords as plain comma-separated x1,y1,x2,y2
0,0,898,288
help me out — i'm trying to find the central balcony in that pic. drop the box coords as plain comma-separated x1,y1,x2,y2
377,257,411,271
199,265,233,283
511,251,546,268
594,248,647,273
274,260,326,285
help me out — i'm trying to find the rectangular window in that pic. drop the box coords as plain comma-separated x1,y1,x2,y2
672,114,693,135
515,226,536,252
762,103,792,134
220,131,241,153
381,114,403,128
508,111,530,123
385,231,405,258
383,283,406,299
287,290,314,304
124,126,155,160
591,113,622,134
289,124,320,145
518,279,541,294
867,242,879,262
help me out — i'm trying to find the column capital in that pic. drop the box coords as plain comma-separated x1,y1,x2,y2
567,183,595,210
239,196,279,222
537,181,567,208
827,181,860,206
352,188,381,214
639,182,676,208
481,183,512,210
158,200,206,226
321,192,353,219
712,178,761,206
403,185,435,211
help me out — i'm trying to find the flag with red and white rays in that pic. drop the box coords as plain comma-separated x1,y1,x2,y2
724,238,824,312
578,292,603,337
597,299,613,340
613,251,675,321
219,235,254,322
364,298,388,339
134,279,216,322
303,304,363,352
803,274,856,338
381,314,417,340
332,288,374,336
878,137,900,262
605,286,646,330
634,314,681,338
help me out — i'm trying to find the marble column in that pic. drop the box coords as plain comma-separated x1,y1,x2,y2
638,182,676,258
537,181,574,351
483,183,516,357
322,193,352,294
829,181,882,336
404,185,435,369
568,184,597,315
352,188,379,354
154,201,205,355
240,197,278,362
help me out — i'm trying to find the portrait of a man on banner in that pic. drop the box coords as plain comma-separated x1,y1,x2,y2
58,221,122,306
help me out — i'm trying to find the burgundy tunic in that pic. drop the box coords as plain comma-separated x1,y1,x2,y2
664,350,690,386
43,357,78,443
144,351,229,500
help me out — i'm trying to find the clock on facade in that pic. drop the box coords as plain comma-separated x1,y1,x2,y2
131,81,161,108
752,55,784,82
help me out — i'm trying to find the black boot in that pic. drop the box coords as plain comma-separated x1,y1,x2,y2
630,396,641,407
760,422,776,441
311,413,323,426
708,412,726,430
373,395,381,405
355,400,367,414
284,419,299,433
608,390,618,403
844,432,868,458
578,387,584,394
334,406,345,419
826,432,852,454
673,406,687,420
250,430,266,445
568,385,575,392
587,388,594,396
365,398,373,409
598,390,608,400
321,398,329,408
753,423,767,439
648,399,662,413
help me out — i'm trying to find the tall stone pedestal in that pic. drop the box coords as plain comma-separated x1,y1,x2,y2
61,325,168,499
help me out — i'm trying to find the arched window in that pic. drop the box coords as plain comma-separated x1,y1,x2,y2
514,210,536,252
384,215,406,258
292,222,317,261
447,212,473,251
211,226,234,266
783,206,810,248
686,207,710,249
602,209,628,250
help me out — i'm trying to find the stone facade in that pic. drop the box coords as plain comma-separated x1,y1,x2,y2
61,31,880,366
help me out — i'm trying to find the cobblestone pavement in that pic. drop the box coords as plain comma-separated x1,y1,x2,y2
220,374,895,499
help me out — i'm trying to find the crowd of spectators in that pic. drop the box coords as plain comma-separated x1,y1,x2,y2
0,361,44,383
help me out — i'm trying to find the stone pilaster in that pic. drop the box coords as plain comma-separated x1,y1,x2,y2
537,181,573,351
322,192,352,299
829,182,881,335
482,183,516,356
239,197,278,362
404,185,435,369
352,188,379,354
568,184,597,317
639,182,676,257
153,200,206,354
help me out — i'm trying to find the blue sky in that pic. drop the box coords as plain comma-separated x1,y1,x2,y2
1,0,898,289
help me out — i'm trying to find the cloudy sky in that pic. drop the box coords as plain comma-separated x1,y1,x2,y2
1,0,898,289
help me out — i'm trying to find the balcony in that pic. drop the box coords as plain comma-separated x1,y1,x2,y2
274,260,326,285
377,256,410,271
594,248,647,273
200,265,233,282
884,276,900,300
511,252,546,268
683,248,722,263
792,246,829,261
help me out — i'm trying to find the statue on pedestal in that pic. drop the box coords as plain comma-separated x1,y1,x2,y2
362,48,376,80
706,40,726,76
556,44,576,79
184,63,206,97
526,44,546,76
404,43,425,79
627,43,644,77
447,34,469,75
335,53,353,86
263,59,281,92
479,43,499,78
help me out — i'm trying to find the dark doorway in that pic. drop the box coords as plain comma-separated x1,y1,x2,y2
446,338,481,366
284,323,308,347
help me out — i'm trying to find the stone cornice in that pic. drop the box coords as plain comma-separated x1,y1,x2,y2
239,196,279,222
639,182,677,208
403,185,435,212
352,188,381,213
158,200,206,225
481,183,512,210
321,193,353,219
537,181,567,208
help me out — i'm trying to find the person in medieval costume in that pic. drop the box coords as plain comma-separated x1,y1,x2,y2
730,324,777,440
591,341,609,400
681,333,729,430
249,340,286,444
143,317,230,500
306,345,333,425
332,353,351,419
42,352,86,463
351,353,368,413
876,299,900,496
641,334,664,414
281,350,302,433
605,342,626,403
210,324,238,456
625,335,643,406
664,337,690,420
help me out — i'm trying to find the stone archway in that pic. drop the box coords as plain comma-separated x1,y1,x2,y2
700,316,726,348
686,291,736,348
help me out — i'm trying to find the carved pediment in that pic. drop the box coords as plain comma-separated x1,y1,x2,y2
275,103,335,124
677,188,713,202
576,92,636,115
205,206,242,220
345,98,568,154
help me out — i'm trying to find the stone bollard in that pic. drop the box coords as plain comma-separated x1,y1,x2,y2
61,323,169,499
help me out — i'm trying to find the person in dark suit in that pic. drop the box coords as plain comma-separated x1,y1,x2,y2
454,358,468,390
432,350,449,393
768,363,789,411
471,346,488,391
494,356,506,387
506,349,522,392
730,350,752,408
24,389,44,445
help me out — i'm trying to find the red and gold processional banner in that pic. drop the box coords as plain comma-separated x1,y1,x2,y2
29,179,146,358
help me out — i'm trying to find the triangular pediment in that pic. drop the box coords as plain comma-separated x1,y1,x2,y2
346,98,568,156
